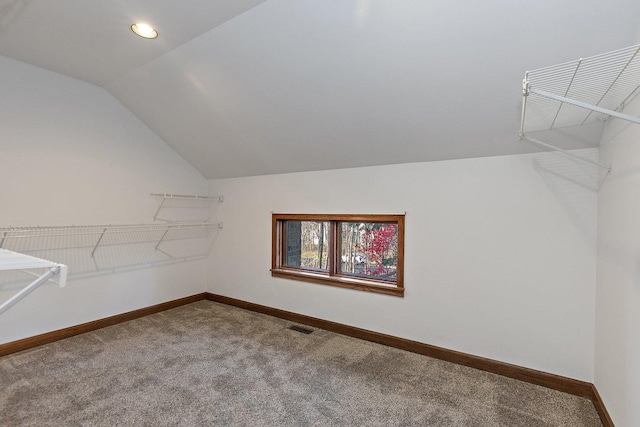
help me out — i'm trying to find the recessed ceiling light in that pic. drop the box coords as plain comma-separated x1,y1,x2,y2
131,22,158,39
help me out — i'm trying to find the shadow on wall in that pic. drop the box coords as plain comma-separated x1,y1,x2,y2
531,147,599,248
533,149,600,193
0,195,224,289
597,111,640,286
0,224,222,291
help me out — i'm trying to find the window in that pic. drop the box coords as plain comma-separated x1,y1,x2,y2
272,214,405,297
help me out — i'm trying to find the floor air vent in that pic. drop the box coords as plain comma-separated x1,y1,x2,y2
288,325,314,334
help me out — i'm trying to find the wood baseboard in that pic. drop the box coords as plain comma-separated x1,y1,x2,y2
205,293,614,425
0,293,207,357
204,293,596,397
0,291,613,426
591,384,614,426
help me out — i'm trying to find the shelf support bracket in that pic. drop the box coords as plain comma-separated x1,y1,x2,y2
519,75,530,139
155,228,170,250
91,228,107,258
153,197,167,221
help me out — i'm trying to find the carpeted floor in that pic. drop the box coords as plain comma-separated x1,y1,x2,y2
0,300,602,426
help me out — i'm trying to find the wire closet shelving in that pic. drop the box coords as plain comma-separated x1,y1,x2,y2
0,222,222,260
519,44,640,172
0,249,67,315
0,193,223,315
151,192,224,223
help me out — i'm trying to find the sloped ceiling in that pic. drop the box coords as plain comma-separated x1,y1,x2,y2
0,0,267,86
2,0,640,178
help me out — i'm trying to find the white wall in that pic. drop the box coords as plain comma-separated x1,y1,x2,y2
0,50,606,401
596,93,640,426
208,149,598,381
0,56,209,344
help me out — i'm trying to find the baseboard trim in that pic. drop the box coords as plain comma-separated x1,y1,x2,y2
0,291,613,426
591,384,614,427
206,293,617,424
204,293,593,398
0,293,206,357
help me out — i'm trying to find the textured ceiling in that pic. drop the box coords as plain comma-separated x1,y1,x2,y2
2,0,640,178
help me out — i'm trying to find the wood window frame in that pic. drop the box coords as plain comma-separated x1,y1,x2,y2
271,214,405,297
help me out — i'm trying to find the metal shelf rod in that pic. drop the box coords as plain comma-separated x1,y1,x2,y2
0,266,60,315
150,193,219,200
529,88,640,124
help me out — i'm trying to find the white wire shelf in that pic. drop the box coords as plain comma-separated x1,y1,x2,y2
0,249,67,315
0,193,224,313
521,44,640,135
519,44,640,172
0,222,222,274
151,193,223,223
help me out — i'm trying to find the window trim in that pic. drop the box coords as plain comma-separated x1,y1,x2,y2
271,214,405,297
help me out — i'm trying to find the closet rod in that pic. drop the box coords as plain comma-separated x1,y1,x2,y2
0,266,61,315
529,88,640,125
0,249,68,315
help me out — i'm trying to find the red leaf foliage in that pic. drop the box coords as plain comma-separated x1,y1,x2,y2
358,225,397,276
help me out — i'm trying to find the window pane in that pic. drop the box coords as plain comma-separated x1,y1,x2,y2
284,221,330,271
339,222,398,281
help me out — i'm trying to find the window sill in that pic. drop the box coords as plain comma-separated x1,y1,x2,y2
271,268,404,297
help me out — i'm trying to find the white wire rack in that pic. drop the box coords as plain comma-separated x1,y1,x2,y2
0,249,67,315
151,193,223,223
0,193,224,313
520,44,640,171
0,222,222,274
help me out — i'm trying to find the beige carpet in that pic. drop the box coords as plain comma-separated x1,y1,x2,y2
0,300,601,426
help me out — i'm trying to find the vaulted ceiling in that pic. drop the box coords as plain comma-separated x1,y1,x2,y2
2,0,640,178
